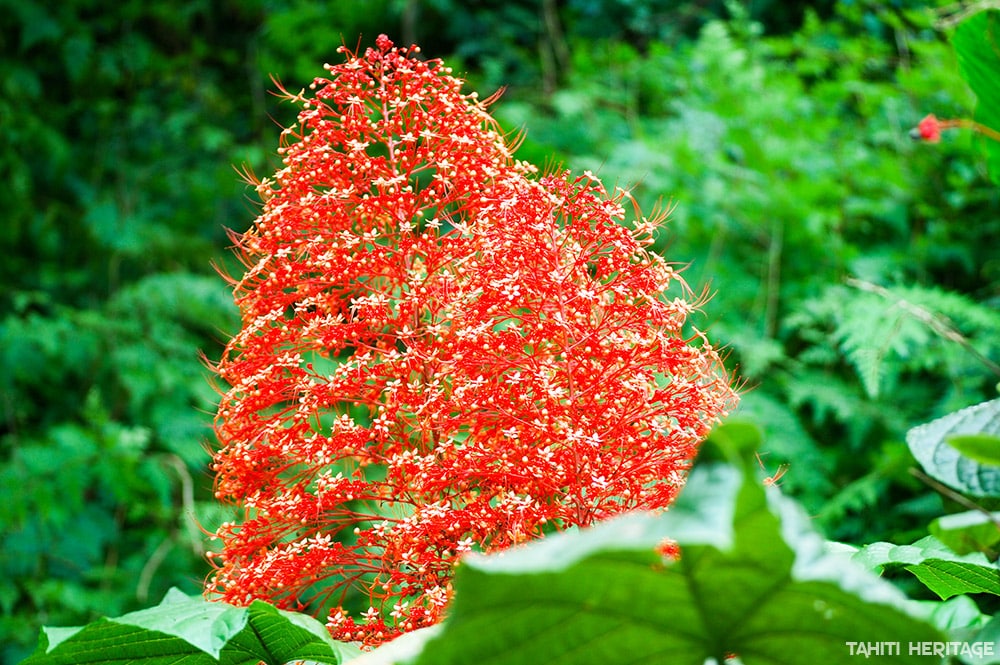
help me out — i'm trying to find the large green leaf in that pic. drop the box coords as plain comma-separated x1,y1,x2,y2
931,510,1000,556
23,589,361,665
953,9,1000,185
854,536,1000,599
907,398,1000,497
351,463,942,665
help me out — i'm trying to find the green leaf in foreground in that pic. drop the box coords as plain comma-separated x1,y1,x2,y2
947,434,1000,467
23,588,362,665
352,464,942,665
953,9,1000,186
907,398,1000,497
853,536,1000,599
969,614,1000,665
702,419,764,464
931,510,1000,556
912,594,988,634
908,597,1000,664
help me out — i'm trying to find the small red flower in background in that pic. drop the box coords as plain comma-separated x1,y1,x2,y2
915,114,943,143
911,113,1000,145
207,34,738,647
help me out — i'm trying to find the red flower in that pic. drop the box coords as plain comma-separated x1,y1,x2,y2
915,114,942,143
207,35,737,647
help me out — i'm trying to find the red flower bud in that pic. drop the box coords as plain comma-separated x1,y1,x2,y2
913,114,942,143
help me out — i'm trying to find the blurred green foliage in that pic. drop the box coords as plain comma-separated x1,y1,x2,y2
2,0,998,662
0,1,254,661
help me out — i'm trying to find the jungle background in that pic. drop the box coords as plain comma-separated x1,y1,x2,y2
3,0,999,662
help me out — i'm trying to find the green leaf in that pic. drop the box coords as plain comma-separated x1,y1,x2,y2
931,510,1000,555
908,596,1000,664
355,463,941,665
24,589,361,665
907,398,1000,497
911,594,988,634
947,434,1000,467
968,613,1000,665
702,419,764,466
953,9,1000,186
854,536,1000,599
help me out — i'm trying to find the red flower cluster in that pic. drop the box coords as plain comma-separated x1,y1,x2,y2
207,34,737,646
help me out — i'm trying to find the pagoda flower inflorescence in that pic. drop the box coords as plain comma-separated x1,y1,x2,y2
207,34,738,647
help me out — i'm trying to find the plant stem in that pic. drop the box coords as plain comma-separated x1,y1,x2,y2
909,467,1000,555
846,278,1000,379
